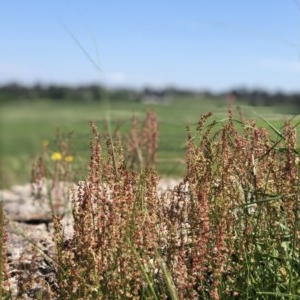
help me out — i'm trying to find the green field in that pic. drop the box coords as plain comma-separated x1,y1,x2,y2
1,96,299,188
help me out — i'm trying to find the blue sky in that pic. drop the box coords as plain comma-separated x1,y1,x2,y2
1,1,300,92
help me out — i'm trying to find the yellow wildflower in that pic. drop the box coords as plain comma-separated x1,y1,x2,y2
65,155,74,163
51,152,62,161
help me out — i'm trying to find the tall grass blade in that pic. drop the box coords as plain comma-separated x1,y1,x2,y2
254,112,285,139
155,251,179,300
128,238,159,300
60,20,101,72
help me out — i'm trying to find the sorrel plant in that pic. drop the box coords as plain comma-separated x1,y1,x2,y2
2,110,300,299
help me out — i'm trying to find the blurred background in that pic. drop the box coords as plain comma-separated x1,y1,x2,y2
1,0,300,188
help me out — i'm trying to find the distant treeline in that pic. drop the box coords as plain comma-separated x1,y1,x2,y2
0,83,137,103
0,83,300,107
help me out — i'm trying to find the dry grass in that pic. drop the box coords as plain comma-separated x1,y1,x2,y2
1,110,300,299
